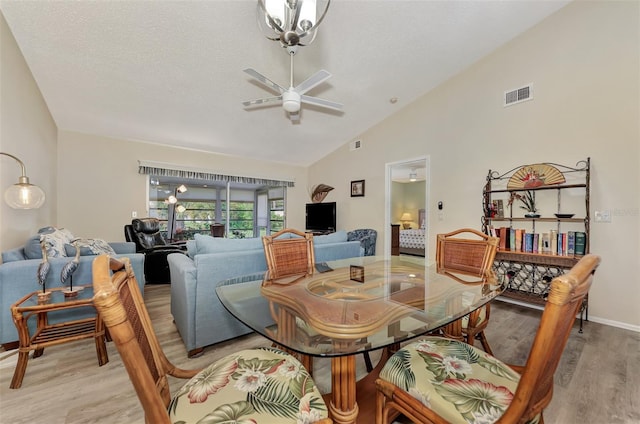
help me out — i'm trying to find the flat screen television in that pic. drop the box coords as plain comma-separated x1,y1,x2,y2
305,202,336,232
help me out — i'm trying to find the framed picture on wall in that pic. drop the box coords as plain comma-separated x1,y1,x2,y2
351,180,365,197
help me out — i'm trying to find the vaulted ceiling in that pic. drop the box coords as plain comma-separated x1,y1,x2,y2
1,1,569,166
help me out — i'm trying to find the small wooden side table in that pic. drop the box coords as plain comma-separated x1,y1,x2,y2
9,285,108,388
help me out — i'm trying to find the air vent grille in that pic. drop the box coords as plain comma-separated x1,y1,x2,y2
504,84,533,107
350,139,362,151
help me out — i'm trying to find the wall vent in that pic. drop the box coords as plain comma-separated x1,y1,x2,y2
504,84,533,107
350,139,362,151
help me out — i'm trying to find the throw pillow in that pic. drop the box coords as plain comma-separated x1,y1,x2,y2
24,226,56,259
40,228,74,258
313,230,348,244
65,238,116,256
194,234,263,255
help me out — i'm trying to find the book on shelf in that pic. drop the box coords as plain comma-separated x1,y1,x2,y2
541,233,550,253
567,231,575,255
509,228,516,251
524,233,534,253
498,227,508,250
533,233,540,254
550,230,558,255
575,231,587,255
557,232,563,256
514,229,523,251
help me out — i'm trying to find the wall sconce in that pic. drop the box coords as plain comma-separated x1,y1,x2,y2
0,152,46,209
400,212,412,229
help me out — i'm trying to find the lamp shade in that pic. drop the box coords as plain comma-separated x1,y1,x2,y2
4,182,46,209
1,152,46,209
400,213,412,221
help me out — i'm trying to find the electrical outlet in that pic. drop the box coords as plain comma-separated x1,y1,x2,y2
131,211,137,218
594,210,611,223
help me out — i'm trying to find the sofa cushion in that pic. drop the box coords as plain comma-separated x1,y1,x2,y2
64,239,117,256
314,230,348,244
41,228,75,258
23,226,56,259
193,234,263,256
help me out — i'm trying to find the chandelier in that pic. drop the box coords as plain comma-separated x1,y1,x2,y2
257,0,331,49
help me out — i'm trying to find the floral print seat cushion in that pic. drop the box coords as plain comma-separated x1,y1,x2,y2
379,337,540,424
169,347,329,424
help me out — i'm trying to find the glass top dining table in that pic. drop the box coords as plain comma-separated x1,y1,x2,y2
216,255,504,424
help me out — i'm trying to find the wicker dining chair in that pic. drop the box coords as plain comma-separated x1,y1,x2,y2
435,228,499,353
262,228,315,285
262,228,374,372
92,255,332,424
375,254,600,424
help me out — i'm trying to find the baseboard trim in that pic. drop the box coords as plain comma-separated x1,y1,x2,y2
496,297,640,333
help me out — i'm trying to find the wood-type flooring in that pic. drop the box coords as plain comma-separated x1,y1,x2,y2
0,285,638,423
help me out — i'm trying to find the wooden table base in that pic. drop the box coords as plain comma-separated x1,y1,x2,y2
323,348,392,424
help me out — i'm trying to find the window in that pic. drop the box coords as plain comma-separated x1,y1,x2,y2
173,201,216,240
148,176,286,240
270,198,285,232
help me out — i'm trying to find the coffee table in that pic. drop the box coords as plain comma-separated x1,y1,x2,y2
216,255,504,424
9,285,108,388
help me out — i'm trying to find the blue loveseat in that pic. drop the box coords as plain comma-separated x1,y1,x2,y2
0,232,145,346
168,230,362,356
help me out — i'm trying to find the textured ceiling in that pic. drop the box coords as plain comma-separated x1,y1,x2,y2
0,0,569,166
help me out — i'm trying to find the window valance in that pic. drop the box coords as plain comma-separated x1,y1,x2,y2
138,160,295,188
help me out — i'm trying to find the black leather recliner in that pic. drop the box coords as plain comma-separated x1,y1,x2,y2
124,218,185,284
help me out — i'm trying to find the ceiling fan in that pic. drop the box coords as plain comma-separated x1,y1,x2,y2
242,50,343,122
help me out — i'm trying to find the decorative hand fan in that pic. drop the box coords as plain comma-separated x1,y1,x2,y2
310,184,334,203
507,163,565,189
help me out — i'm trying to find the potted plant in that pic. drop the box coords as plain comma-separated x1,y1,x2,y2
508,190,540,218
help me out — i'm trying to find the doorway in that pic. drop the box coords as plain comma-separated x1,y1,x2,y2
385,157,430,258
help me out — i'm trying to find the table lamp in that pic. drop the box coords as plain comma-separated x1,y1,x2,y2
400,212,412,229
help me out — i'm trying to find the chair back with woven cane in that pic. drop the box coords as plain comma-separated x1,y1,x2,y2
92,255,332,424
262,228,315,285
92,255,196,423
436,228,498,278
435,228,499,353
375,254,600,424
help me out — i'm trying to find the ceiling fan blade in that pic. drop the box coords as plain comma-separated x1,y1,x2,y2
243,68,286,94
301,95,343,111
294,70,332,95
242,95,283,108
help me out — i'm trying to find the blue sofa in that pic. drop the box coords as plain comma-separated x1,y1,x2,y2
168,230,362,356
0,236,145,345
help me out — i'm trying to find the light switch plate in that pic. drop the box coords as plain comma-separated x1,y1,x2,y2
594,210,611,223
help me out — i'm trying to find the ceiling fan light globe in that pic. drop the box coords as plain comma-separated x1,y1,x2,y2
282,90,301,112
283,100,300,112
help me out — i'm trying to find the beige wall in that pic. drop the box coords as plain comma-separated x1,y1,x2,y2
0,12,57,252
309,1,640,329
56,131,309,242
